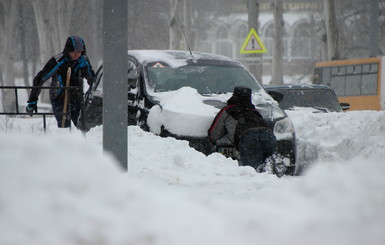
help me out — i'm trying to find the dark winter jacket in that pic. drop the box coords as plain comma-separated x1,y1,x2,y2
208,87,268,147
29,36,94,103
208,105,239,146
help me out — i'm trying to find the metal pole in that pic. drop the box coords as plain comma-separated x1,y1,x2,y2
103,0,128,170
43,114,46,133
14,88,19,113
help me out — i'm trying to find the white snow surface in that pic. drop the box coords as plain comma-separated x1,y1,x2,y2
1,108,385,245
147,87,219,136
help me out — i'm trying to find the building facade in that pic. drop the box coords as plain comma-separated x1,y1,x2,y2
195,0,323,84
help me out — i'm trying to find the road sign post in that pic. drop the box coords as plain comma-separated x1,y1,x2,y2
240,28,267,54
102,0,128,170
240,28,266,83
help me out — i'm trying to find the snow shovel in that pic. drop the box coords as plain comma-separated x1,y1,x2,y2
61,67,71,127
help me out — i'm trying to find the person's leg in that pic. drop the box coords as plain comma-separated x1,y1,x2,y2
238,130,264,169
263,130,288,176
260,129,279,160
51,99,71,128
70,101,81,127
258,129,287,175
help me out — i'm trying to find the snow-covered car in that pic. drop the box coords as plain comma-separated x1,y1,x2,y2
264,84,350,113
80,50,297,175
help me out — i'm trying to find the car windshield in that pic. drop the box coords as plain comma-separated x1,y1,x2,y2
145,61,263,94
276,89,342,112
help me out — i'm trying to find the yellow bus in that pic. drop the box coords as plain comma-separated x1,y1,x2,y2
313,57,385,111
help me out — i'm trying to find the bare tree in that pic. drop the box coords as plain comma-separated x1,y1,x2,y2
183,0,193,50
271,0,283,84
127,0,169,50
170,0,182,49
0,0,18,111
30,0,74,103
71,0,103,65
18,0,30,87
247,0,262,83
324,0,339,60
88,0,103,65
32,0,74,65
31,0,54,65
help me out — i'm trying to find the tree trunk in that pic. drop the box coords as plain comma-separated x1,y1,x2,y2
32,1,51,65
31,0,54,104
369,0,379,57
183,0,193,50
324,0,339,60
169,0,181,49
89,0,101,65
1,0,18,112
55,1,74,51
247,0,262,83
32,0,74,65
271,0,284,85
31,0,74,104
20,0,29,87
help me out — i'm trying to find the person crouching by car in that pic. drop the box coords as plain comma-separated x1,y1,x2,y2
26,35,94,128
208,86,279,171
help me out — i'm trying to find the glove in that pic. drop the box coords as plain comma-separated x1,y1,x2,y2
26,100,37,116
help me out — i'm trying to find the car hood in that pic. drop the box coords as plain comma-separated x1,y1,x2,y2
147,87,285,137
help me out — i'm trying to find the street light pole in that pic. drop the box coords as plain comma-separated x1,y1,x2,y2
102,0,128,170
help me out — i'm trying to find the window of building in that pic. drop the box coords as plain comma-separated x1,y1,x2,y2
262,22,289,58
291,23,311,58
236,24,249,58
215,41,233,58
215,26,232,57
200,41,213,53
216,26,228,39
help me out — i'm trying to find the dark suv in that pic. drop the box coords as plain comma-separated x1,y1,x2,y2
80,50,298,175
264,84,350,113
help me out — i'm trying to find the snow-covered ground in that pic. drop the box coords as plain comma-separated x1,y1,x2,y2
1,108,385,245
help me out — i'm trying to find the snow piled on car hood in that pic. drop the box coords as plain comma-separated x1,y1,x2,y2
147,87,283,137
147,87,219,136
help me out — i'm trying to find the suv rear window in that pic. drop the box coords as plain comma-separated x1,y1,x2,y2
275,88,342,112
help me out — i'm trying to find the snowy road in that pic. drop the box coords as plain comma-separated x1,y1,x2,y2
1,110,385,245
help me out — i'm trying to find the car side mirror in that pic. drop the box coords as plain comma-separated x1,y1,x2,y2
127,61,139,89
340,102,350,111
128,79,137,89
267,90,284,103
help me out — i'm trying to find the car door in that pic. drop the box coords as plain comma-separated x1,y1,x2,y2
77,65,104,131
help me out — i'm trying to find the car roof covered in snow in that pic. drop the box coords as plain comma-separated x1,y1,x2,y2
127,50,240,68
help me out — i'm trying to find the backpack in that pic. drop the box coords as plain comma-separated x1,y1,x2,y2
233,107,268,148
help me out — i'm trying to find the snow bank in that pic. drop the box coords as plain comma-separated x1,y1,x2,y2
1,109,385,244
288,110,385,169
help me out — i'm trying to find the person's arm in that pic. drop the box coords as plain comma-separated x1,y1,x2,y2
29,56,61,101
208,108,228,142
81,55,95,85
26,56,62,115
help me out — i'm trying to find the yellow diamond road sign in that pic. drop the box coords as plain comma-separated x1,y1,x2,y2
240,28,267,54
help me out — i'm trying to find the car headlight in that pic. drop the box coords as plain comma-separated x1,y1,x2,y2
274,117,295,140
